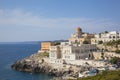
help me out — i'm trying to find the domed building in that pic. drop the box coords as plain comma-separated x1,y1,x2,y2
69,27,94,44
49,27,97,63
76,27,82,33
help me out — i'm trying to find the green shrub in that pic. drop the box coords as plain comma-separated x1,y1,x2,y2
43,52,49,57
98,41,103,44
71,70,120,80
110,57,119,64
115,50,120,54
83,41,89,44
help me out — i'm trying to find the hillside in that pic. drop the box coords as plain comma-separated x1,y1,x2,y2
69,70,120,80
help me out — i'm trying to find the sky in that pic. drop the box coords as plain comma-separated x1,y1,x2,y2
0,0,120,42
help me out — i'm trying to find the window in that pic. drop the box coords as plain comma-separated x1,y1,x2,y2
109,36,111,38
113,36,115,38
75,49,79,53
51,53,55,57
65,56,70,59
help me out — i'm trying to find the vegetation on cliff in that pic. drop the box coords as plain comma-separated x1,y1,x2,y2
43,52,49,57
115,50,120,54
105,39,120,49
110,57,120,64
69,70,120,80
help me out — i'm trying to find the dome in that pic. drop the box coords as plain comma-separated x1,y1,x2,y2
76,27,82,32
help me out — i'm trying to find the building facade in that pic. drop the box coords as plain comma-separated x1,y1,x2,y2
41,42,55,52
49,44,97,61
49,45,62,59
91,31,120,44
69,27,94,44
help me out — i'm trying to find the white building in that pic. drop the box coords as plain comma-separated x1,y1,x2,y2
49,46,61,59
61,44,97,60
91,31,120,44
49,43,97,64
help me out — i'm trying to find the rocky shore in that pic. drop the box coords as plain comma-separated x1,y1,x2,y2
11,52,79,79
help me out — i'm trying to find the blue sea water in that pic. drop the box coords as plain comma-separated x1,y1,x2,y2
0,43,53,80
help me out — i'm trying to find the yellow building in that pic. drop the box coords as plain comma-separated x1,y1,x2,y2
79,38,91,44
69,27,94,44
41,42,54,52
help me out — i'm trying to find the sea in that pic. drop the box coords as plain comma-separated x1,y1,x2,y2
0,43,53,80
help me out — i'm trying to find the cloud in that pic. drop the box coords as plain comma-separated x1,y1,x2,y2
0,9,119,32
0,9,120,42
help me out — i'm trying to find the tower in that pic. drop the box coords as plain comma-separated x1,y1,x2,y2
76,27,82,38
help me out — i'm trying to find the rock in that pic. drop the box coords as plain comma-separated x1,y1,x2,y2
11,52,80,78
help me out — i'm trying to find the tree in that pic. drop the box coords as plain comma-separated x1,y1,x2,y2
104,31,108,33
115,50,120,54
115,39,120,49
54,42,60,45
105,39,120,50
101,52,104,60
98,40,103,44
116,39,120,44
43,52,49,57
110,57,119,64
83,41,89,44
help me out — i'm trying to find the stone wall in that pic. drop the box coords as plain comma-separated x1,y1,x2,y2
93,52,120,60
65,60,106,67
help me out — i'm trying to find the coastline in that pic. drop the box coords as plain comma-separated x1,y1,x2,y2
11,52,80,79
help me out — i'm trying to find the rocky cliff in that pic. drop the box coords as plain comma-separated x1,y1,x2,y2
11,52,79,78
